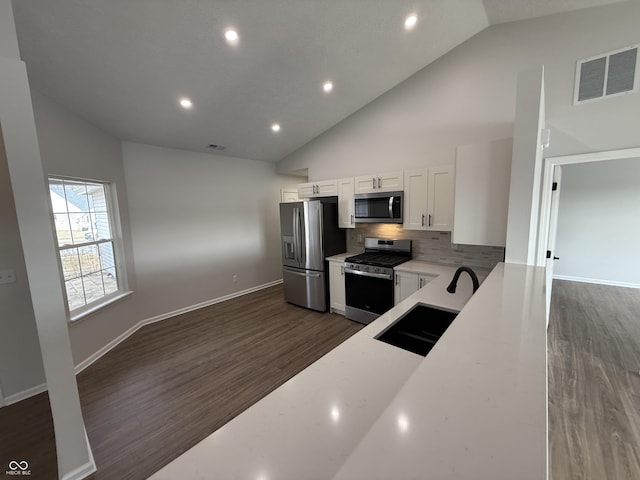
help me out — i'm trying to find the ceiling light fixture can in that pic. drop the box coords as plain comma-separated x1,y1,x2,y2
404,14,418,30
323,81,333,93
179,98,193,109
224,29,239,43
271,123,281,132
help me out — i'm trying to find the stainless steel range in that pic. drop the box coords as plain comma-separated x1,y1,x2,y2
344,238,411,324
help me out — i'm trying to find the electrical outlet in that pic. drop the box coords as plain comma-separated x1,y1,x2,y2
232,274,238,283
0,269,16,285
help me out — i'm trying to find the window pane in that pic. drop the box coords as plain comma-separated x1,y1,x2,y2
65,278,86,310
64,182,90,212
78,245,100,274
53,213,73,246
83,272,106,304
69,213,93,244
60,248,81,280
99,242,116,271
88,184,108,213
49,181,68,213
103,270,118,296
93,212,112,239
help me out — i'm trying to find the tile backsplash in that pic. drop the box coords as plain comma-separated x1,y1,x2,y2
346,225,505,270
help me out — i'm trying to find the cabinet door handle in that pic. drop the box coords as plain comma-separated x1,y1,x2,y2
395,273,398,285
351,214,354,224
428,214,432,227
372,177,376,189
340,265,344,275
421,214,425,226
378,177,381,189
419,277,423,288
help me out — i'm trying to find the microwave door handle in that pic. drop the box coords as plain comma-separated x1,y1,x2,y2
389,196,394,219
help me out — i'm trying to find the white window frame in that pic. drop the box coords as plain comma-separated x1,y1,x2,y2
47,175,130,322
574,44,640,105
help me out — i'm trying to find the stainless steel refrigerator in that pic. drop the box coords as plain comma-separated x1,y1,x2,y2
280,197,345,311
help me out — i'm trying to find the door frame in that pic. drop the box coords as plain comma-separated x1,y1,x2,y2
535,147,640,266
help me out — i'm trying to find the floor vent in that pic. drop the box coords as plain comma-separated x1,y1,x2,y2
574,45,638,105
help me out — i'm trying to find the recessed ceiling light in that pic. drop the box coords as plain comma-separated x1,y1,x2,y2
179,97,193,109
271,123,281,133
323,81,333,93
224,29,239,43
404,14,418,30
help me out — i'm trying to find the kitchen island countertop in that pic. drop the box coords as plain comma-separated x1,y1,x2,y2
151,262,547,480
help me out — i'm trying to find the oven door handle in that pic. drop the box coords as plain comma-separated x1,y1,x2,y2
344,268,393,281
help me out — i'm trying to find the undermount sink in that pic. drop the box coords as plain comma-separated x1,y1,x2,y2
375,304,458,357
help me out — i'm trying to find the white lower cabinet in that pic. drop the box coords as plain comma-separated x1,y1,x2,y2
394,271,437,305
329,261,346,314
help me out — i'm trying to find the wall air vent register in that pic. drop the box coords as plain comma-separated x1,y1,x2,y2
574,45,638,105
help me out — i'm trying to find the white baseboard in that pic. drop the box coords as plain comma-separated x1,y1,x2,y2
2,280,283,405
74,279,283,374
4,382,48,406
60,426,97,480
553,274,640,289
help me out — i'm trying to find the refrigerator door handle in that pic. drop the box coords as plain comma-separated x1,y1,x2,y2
292,207,298,263
284,268,321,278
297,208,305,265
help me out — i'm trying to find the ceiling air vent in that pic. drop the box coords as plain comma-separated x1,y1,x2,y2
574,45,639,104
208,144,227,151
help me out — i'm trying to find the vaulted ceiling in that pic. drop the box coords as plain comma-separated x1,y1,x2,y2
12,0,625,162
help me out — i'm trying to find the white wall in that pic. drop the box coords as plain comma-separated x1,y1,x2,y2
554,157,640,287
277,2,640,179
31,91,138,366
0,127,45,400
122,142,298,324
0,0,20,59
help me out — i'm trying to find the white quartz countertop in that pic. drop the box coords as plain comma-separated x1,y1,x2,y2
151,262,547,480
326,252,354,262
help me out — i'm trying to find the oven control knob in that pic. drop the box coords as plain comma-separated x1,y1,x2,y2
374,267,380,273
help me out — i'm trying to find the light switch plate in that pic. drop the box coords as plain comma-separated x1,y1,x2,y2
0,269,16,284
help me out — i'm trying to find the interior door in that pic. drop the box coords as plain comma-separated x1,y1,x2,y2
545,166,562,321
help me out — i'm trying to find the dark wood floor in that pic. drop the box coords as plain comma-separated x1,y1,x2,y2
0,285,362,479
548,280,640,480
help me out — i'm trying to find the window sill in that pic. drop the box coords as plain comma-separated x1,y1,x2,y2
69,290,133,324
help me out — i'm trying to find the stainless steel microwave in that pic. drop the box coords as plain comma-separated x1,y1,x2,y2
354,191,403,224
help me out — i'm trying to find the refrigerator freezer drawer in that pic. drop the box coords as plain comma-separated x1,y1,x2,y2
283,267,327,312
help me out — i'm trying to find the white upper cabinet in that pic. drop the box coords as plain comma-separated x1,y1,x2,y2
403,168,429,230
403,165,454,231
427,165,455,231
453,139,512,247
337,177,355,229
298,179,338,198
354,170,403,194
